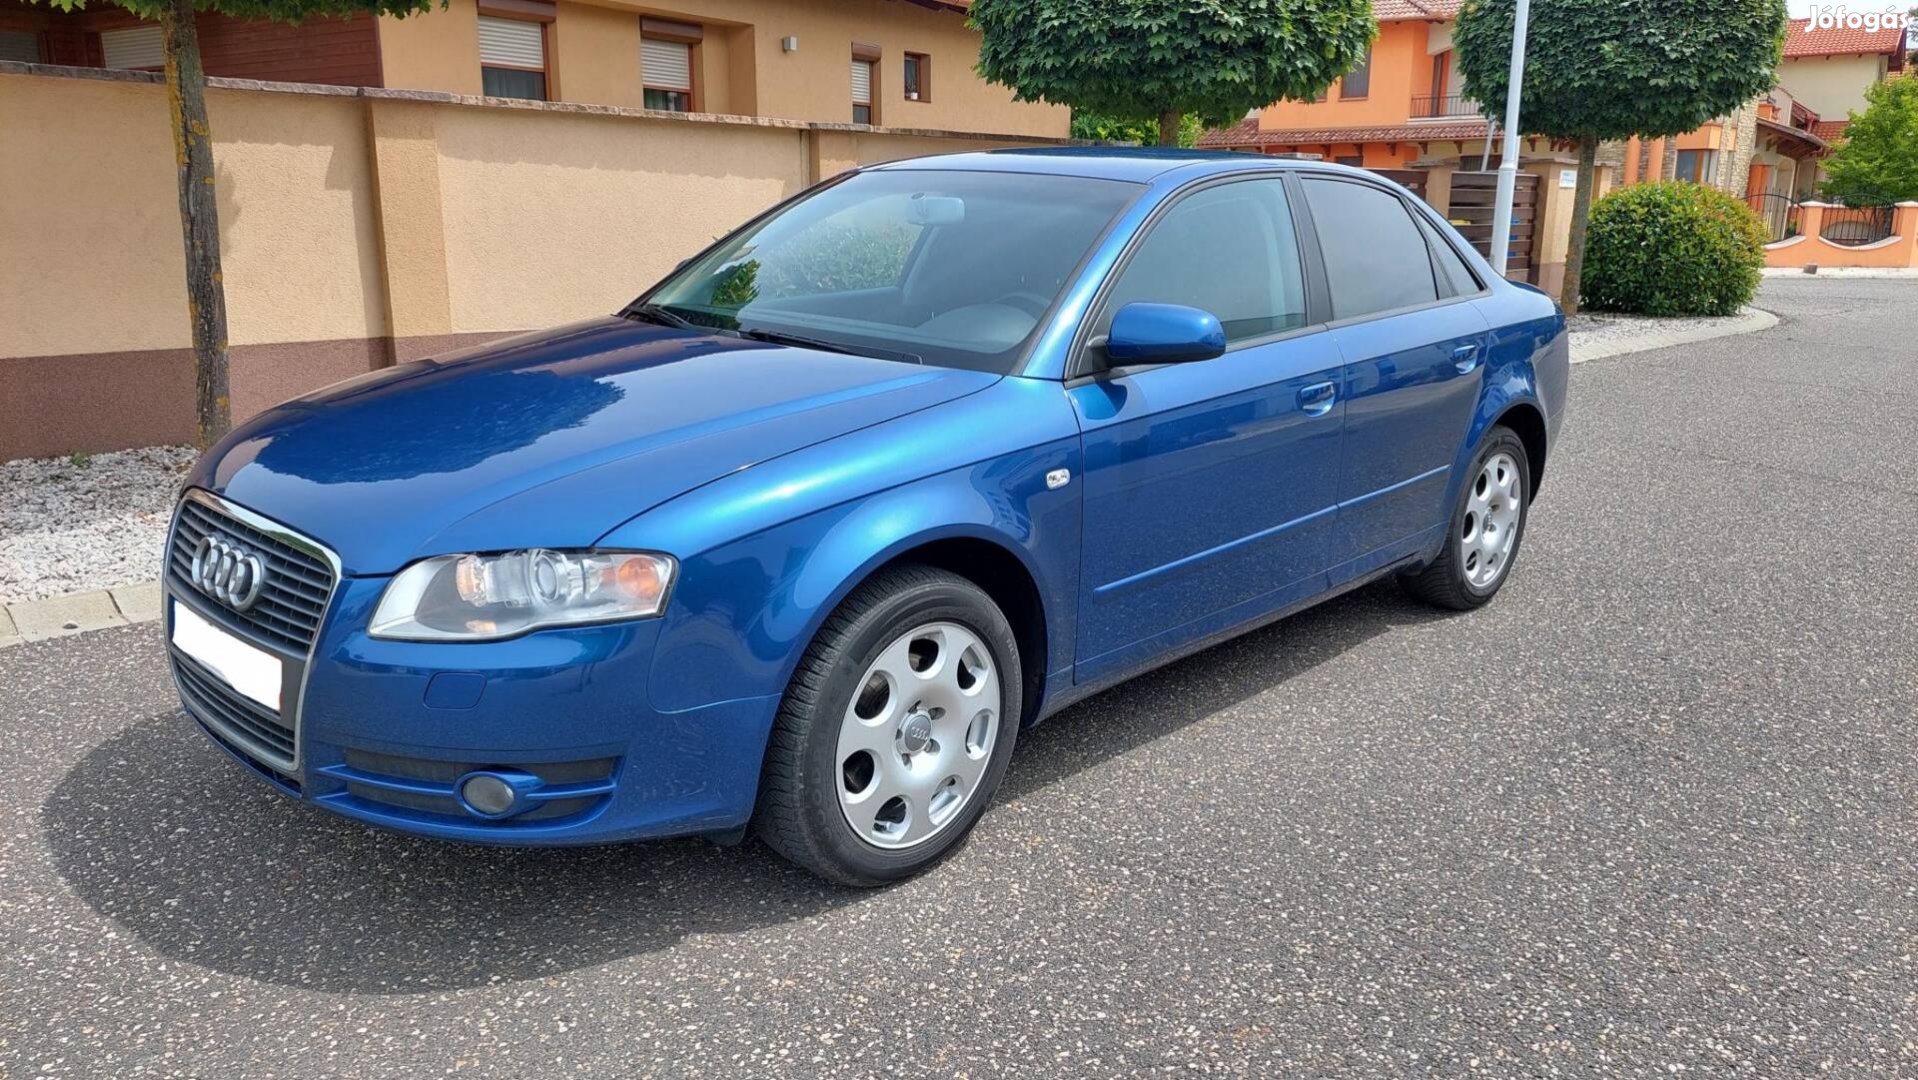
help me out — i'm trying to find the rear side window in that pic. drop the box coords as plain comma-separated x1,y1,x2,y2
1302,178,1439,320
1415,213,1482,297
1099,178,1307,344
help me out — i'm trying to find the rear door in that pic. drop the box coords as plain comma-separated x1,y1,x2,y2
1298,175,1490,581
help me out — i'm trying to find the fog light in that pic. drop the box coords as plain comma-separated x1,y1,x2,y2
455,770,541,818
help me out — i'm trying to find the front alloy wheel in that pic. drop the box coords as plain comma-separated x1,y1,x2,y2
836,621,1001,850
755,564,1022,886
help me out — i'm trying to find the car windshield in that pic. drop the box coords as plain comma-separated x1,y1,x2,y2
634,169,1140,373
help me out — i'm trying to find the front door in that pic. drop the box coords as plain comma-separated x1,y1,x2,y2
1069,177,1344,684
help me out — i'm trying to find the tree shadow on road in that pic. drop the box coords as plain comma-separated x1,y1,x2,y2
41,581,1445,994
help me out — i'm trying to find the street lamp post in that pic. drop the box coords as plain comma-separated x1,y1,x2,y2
1488,0,1530,276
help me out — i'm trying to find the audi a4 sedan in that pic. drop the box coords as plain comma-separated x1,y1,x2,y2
166,149,1567,885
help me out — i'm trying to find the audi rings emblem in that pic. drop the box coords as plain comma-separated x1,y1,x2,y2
190,533,268,611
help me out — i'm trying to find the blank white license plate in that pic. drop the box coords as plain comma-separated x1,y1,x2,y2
172,599,282,711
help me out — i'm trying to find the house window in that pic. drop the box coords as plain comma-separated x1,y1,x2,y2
851,56,876,124
642,39,694,110
904,52,929,101
1340,45,1371,98
477,15,547,101
100,25,163,70
1430,51,1449,99
1675,149,1719,185
0,29,42,63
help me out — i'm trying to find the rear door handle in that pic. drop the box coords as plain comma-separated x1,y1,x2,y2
1453,344,1481,374
1297,381,1337,417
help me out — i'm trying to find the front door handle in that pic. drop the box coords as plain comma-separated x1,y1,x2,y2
1297,381,1337,417
1453,343,1481,374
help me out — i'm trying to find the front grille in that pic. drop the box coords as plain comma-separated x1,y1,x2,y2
175,651,297,769
168,497,335,652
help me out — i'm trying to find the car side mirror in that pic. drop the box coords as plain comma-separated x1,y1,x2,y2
1104,302,1226,365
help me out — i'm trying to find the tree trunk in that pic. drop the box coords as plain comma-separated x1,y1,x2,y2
1157,109,1182,147
161,0,231,448
1560,134,1599,315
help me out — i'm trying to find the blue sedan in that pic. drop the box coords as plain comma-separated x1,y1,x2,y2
166,150,1567,885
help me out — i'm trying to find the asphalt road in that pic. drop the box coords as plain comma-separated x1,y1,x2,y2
3,278,1914,1078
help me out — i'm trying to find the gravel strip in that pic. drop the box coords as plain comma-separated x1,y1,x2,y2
0,446,195,603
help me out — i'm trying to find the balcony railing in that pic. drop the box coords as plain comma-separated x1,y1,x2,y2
1410,93,1482,119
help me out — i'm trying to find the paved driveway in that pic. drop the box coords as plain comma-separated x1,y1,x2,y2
3,279,1913,1078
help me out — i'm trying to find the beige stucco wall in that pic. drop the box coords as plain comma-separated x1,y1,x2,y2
432,105,807,334
0,63,1055,456
369,0,1067,137
379,0,484,96
1778,54,1886,119
0,71,384,360
555,3,644,109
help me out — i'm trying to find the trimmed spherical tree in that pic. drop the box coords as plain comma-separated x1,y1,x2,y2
1579,182,1768,317
970,0,1377,146
1453,0,1786,312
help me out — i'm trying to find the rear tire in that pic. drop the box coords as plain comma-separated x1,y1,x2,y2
1401,427,1531,611
753,564,1022,887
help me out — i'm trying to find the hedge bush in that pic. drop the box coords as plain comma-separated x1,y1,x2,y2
1580,182,1768,317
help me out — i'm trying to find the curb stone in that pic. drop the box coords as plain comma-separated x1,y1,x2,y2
0,304,1785,651
1569,306,1778,364
1,583,161,647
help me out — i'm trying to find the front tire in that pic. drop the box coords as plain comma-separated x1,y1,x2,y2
754,564,1022,887
1401,427,1531,611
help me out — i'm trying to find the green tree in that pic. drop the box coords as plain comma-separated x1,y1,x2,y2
1066,108,1196,145
31,0,439,447
1454,0,1785,312
970,0,1376,146
1820,74,1918,205
1070,109,1203,147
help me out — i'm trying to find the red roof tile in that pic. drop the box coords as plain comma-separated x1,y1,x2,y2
1810,119,1850,142
1198,118,1491,148
1373,0,1463,21
1783,16,1905,57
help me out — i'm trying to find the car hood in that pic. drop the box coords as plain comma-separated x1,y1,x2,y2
193,317,998,574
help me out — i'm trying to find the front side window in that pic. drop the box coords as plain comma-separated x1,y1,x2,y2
642,37,693,111
1302,177,1439,320
1099,178,1308,344
1340,45,1371,99
478,15,547,100
852,57,876,123
640,170,1139,373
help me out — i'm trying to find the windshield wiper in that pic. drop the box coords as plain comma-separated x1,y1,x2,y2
737,327,922,365
623,302,696,330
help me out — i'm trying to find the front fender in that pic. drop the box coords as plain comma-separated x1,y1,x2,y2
638,450,1080,713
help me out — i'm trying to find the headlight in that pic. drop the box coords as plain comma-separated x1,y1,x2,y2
369,549,675,641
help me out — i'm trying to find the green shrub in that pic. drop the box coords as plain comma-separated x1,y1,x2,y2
1580,182,1768,317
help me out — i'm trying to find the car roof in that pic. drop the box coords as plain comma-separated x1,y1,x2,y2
872,147,1341,184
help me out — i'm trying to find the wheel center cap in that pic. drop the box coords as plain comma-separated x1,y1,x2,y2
899,710,933,754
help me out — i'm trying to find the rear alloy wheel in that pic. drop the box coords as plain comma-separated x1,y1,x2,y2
755,565,1021,886
1401,427,1531,610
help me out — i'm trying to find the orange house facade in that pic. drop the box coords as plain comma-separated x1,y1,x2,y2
1202,5,1915,277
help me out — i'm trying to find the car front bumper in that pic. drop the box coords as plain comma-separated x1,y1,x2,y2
167,572,780,847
